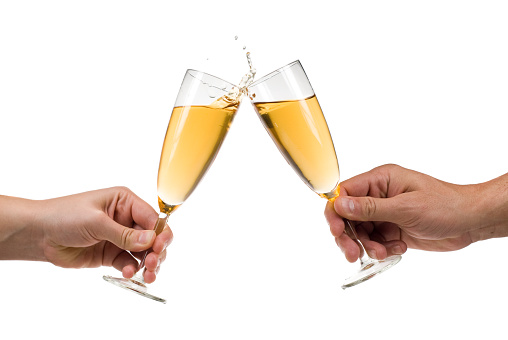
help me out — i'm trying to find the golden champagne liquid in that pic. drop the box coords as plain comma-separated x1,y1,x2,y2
252,95,340,199
157,95,239,214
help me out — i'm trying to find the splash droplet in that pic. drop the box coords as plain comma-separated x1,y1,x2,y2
234,36,238,40
235,40,256,92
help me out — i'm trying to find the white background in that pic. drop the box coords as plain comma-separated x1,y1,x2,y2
1,1,507,339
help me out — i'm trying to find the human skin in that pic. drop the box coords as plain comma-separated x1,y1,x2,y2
0,186,173,283
324,164,508,262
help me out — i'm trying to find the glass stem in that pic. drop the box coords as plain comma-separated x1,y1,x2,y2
344,219,372,266
134,212,170,282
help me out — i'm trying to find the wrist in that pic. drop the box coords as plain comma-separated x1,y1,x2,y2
0,196,46,261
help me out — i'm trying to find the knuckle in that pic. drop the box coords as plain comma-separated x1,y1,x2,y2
114,186,132,196
378,163,401,172
362,197,377,219
384,163,401,170
372,163,398,174
120,227,134,248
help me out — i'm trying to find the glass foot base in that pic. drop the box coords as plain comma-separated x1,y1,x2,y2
342,255,401,289
103,275,166,304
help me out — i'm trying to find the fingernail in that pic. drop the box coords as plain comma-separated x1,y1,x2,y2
341,198,355,213
393,245,403,255
369,250,377,259
138,231,154,245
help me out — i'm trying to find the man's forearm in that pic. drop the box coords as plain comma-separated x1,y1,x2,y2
470,173,508,242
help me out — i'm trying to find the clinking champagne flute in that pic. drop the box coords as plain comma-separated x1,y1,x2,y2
104,70,242,302
247,60,401,289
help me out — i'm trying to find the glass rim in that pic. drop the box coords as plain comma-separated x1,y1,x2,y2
185,69,239,89
248,60,301,88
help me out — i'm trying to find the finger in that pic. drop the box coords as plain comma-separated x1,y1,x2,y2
358,227,407,258
122,263,138,279
339,166,392,198
127,190,159,231
356,221,375,235
130,226,171,263
130,250,146,261
354,225,388,260
382,240,407,256
92,215,156,252
143,260,162,284
324,201,345,237
335,232,360,263
159,249,167,264
372,222,401,242
144,249,167,272
152,226,173,254
334,194,409,225
143,269,157,284
110,251,139,278
340,164,410,198
106,187,159,231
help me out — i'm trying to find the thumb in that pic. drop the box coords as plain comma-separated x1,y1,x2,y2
93,218,156,251
334,195,403,224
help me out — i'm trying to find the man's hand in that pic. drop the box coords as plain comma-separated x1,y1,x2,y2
325,164,508,262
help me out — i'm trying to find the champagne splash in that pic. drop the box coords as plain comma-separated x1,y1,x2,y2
212,35,257,104
240,51,257,88
198,35,258,108
234,35,256,93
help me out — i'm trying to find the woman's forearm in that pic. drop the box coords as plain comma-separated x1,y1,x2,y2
0,196,45,261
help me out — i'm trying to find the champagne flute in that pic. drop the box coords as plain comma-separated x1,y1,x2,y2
104,70,242,302
247,60,401,289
